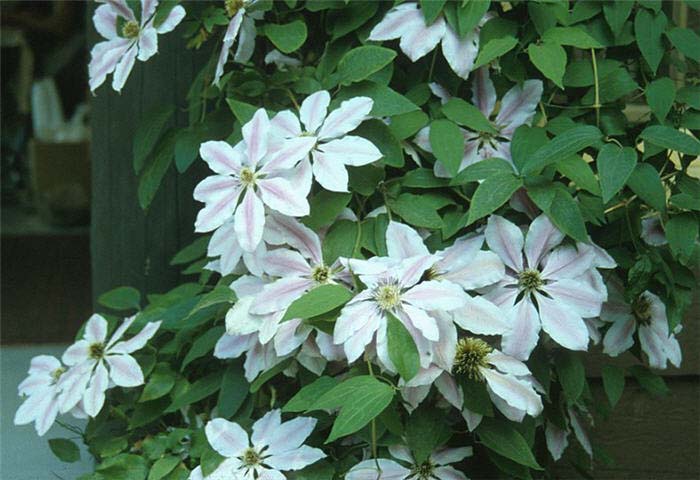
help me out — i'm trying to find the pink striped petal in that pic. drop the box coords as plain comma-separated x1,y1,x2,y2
111,42,138,92
265,214,323,264
300,90,330,133
501,298,541,360
436,373,463,410
155,5,186,33
271,110,302,137
106,315,137,348
252,409,282,446
106,0,135,21
105,354,144,387
541,245,595,280
257,177,310,217
496,80,543,135
242,109,270,167
483,368,542,416
433,466,468,480
110,321,161,354
346,459,410,480
312,150,349,192
443,250,505,290
266,416,318,454
214,333,253,359
441,25,479,79
431,446,473,466
318,97,373,141
62,340,91,366
399,16,446,62
545,279,605,318
602,315,635,356
85,314,108,343
485,215,524,272
368,2,423,41
452,295,510,335
261,136,316,174
334,300,380,345
318,135,382,166
487,350,531,376
263,248,311,277
93,4,117,39
401,304,439,341
234,189,265,252
136,26,158,61
200,141,243,175
386,221,429,259
403,280,467,311
535,292,589,352
524,214,564,269
206,418,249,457
397,255,436,288
545,422,569,461
34,394,60,436
266,445,326,471
250,277,313,315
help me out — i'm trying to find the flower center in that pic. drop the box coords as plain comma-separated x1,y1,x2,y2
374,282,402,311
122,20,140,39
311,264,331,284
241,447,262,467
632,296,652,326
518,268,543,293
453,337,492,381
422,265,441,282
410,461,436,479
225,0,245,17
89,342,105,360
239,167,257,187
50,367,66,384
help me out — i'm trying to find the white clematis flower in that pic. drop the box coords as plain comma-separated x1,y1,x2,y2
89,0,185,92
483,214,613,360
368,2,489,79
194,109,315,251
190,410,325,480
270,90,382,192
602,287,682,369
213,0,262,85
59,314,161,417
415,69,543,177
14,355,67,436
347,445,472,480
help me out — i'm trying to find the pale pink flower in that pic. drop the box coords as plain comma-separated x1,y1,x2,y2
415,69,542,177
483,214,614,360
270,91,382,192
193,109,315,251
368,2,489,79
213,0,261,85
347,445,472,480
89,0,185,92
190,410,325,480
602,287,681,369
59,314,161,417
14,355,66,436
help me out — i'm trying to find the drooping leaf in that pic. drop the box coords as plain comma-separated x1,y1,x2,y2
596,144,637,203
476,418,542,470
429,119,464,177
48,438,81,463
386,312,420,381
601,365,625,407
528,41,566,89
634,9,667,74
467,173,523,225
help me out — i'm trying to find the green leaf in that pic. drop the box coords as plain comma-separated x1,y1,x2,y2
555,351,585,403
226,98,257,125
338,46,397,85
547,188,589,242
457,0,491,37
542,27,603,48
284,376,339,413
264,20,307,53
528,41,566,89
138,130,176,210
322,220,359,264
629,365,669,396
420,0,446,24
139,363,176,402
166,371,223,412
646,78,676,123
466,173,523,225
48,438,81,463
310,375,394,443
171,236,210,265
511,126,548,172
388,193,446,229
96,454,149,480
603,1,634,33
405,406,451,464
634,9,667,74
521,125,602,175
250,358,293,393
283,284,354,321
181,327,226,371
640,125,700,155
476,418,542,470
666,27,700,62
460,377,494,416
303,191,352,230
148,456,180,480
98,286,141,311
557,155,601,196
596,144,638,203
627,163,666,212
388,110,429,140
190,286,236,317
200,449,225,477
337,82,419,117
473,36,518,69
666,213,699,263
133,105,174,174
601,365,625,407
386,312,420,381
354,120,403,168
217,361,248,418
429,119,464,177
451,158,514,184
329,1,378,40
442,98,497,133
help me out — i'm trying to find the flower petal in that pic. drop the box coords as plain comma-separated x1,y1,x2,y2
501,298,541,360
540,245,595,281
214,332,253,359
257,177,310,217
137,26,158,61
545,279,606,318
400,304,439,342
62,340,91,366
318,97,373,141
346,459,411,480
300,90,330,133
545,422,569,461
403,280,468,312
483,368,543,416
250,277,313,315
535,292,589,352
262,136,316,174
265,213,323,264
431,447,473,466
368,2,423,41
312,149,349,192
436,372,464,409
496,80,543,135
242,109,270,167
83,362,109,417
200,141,243,175
386,221,429,259
105,354,144,387
234,189,265,252
266,416,318,454
85,314,109,343
252,409,282,446
452,295,510,335
155,5,186,33
399,15,446,62
110,321,161,354
266,445,326,471
443,250,505,290
94,4,117,39
205,418,249,457
433,466,468,480
485,215,524,272
318,135,382,166
486,350,531,376
441,25,479,79
111,42,138,93
263,248,311,277
334,300,381,345
524,214,564,269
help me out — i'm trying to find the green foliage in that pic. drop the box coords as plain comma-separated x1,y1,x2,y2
386,312,420,381
49,438,81,463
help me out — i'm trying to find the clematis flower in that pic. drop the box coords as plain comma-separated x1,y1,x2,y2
194,109,315,251
415,69,542,177
59,314,161,417
264,49,302,70
602,287,681,369
89,0,185,92
190,410,325,479
14,355,67,436
270,91,382,192
347,445,472,480
368,2,489,79
483,214,613,360
213,0,262,85
334,252,469,368
402,337,543,426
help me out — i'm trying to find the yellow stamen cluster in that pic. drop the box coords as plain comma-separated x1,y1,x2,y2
453,337,493,381
225,0,245,17
518,268,543,293
374,283,402,311
122,20,140,39
241,447,261,467
89,342,105,360
632,295,652,326
239,167,257,187
411,460,436,479
311,265,331,284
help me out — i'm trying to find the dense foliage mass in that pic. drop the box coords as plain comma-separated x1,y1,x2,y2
15,0,700,479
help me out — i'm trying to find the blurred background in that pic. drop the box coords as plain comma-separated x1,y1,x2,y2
0,1,698,479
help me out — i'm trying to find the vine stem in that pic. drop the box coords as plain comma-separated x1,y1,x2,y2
591,48,601,127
